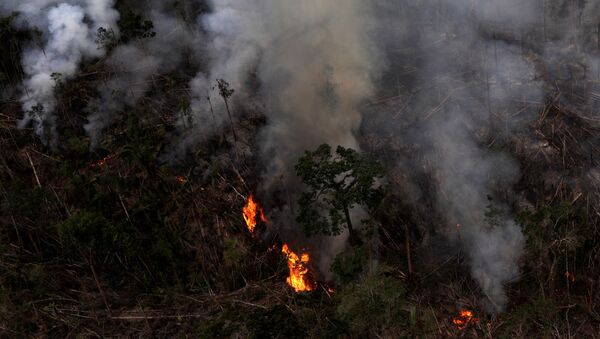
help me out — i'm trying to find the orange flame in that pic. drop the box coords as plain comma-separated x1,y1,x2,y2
282,244,315,292
453,310,477,330
242,194,266,234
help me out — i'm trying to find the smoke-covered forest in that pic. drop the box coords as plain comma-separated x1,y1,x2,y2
1,0,600,337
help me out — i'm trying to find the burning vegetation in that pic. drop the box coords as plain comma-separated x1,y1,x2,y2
3,0,600,337
242,194,266,234
89,156,108,169
453,310,477,330
281,244,315,293
241,194,316,293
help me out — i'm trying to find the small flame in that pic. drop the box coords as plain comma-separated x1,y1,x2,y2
242,194,266,234
176,175,187,184
453,310,477,330
282,243,315,292
565,271,575,283
90,156,108,168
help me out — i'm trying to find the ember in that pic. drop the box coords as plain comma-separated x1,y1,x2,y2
453,310,477,330
176,175,187,184
565,271,575,283
242,194,266,234
90,157,108,168
282,244,315,292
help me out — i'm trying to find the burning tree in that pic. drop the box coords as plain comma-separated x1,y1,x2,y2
295,144,385,246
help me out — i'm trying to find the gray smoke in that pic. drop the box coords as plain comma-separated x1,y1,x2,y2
369,0,546,311
381,0,600,312
5,0,599,312
85,3,205,147
1,0,119,144
187,0,385,273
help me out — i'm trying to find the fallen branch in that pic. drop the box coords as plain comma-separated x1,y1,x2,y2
25,151,41,188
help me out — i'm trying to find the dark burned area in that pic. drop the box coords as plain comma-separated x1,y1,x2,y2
1,0,600,338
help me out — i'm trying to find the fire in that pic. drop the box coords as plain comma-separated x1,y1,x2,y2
242,194,266,234
176,175,187,184
453,310,477,330
565,271,575,283
281,244,315,292
90,156,108,168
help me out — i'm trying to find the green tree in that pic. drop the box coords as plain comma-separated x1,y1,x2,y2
295,144,385,246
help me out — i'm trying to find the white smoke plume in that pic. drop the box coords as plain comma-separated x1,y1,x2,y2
0,0,119,144
363,0,546,312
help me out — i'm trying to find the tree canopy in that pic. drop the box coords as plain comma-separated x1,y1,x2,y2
295,144,385,245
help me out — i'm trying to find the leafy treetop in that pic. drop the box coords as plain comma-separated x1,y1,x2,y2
295,144,385,245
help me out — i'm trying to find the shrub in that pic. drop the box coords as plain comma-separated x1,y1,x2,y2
246,305,307,339
57,211,133,256
335,266,408,336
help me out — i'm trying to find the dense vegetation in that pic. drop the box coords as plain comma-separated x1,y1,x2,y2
1,5,600,338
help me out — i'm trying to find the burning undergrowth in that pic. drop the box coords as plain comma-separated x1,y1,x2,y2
2,0,600,337
242,194,319,293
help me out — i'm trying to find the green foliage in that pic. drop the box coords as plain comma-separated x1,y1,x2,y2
64,136,89,158
95,27,118,50
331,245,368,284
518,203,583,258
246,305,307,339
57,211,133,255
335,266,408,336
117,9,156,43
216,78,234,99
0,13,29,86
497,298,560,337
295,144,385,242
223,238,245,267
198,317,239,339
2,183,52,228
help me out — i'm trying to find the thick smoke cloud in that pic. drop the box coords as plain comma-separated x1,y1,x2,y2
190,0,385,275
373,0,599,311
367,0,544,311
1,0,119,144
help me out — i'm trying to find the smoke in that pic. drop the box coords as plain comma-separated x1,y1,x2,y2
189,0,385,273
373,0,600,312
4,0,599,312
1,0,119,144
362,0,546,312
195,0,385,181
85,6,205,147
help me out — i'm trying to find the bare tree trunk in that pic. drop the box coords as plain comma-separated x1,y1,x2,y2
207,90,217,133
344,206,361,246
223,98,237,142
405,224,413,275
